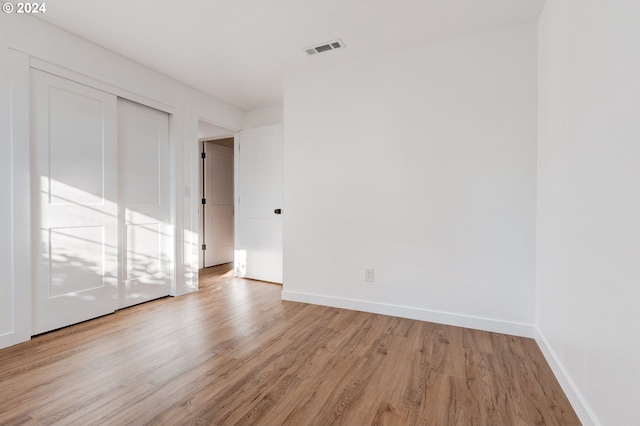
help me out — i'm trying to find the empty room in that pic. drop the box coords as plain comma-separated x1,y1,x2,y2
1,0,638,425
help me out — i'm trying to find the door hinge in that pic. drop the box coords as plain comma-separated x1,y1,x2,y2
201,152,206,159
202,244,206,250
202,198,206,204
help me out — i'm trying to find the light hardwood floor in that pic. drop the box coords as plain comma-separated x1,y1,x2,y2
0,264,580,425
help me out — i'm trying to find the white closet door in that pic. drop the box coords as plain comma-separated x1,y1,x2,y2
117,99,172,308
31,70,118,335
235,124,283,283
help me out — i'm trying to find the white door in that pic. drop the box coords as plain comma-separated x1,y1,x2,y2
203,143,234,267
235,124,283,283
117,99,172,309
31,70,118,334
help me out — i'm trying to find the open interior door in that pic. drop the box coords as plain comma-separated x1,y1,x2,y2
235,124,283,283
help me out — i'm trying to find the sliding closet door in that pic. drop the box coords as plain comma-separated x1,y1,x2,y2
117,99,172,308
31,70,118,335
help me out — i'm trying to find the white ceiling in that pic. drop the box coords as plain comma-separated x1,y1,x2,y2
37,0,546,112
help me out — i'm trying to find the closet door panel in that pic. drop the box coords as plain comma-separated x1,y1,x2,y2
31,69,118,335
118,99,172,308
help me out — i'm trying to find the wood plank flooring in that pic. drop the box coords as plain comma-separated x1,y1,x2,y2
0,264,580,425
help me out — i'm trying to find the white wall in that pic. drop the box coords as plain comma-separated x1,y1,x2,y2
283,24,538,336
0,14,244,349
243,105,283,129
536,1,640,425
0,19,15,345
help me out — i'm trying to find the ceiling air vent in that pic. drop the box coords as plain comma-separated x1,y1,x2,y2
304,39,345,56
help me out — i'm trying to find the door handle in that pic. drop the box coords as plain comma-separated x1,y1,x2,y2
274,208,282,214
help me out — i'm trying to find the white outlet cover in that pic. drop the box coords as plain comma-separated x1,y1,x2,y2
365,268,374,282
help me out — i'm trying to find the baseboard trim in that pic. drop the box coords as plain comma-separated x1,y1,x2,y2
535,327,600,426
281,290,534,338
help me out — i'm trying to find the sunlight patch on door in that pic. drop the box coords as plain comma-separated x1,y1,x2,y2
49,226,106,297
126,222,162,281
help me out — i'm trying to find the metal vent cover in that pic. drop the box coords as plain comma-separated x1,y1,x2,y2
304,39,345,56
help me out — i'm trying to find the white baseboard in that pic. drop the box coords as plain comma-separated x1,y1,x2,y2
0,331,31,351
535,327,600,426
281,290,534,338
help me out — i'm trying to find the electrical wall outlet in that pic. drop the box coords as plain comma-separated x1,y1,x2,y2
365,267,374,282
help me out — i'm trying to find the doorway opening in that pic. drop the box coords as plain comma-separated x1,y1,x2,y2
201,138,234,268
197,120,235,270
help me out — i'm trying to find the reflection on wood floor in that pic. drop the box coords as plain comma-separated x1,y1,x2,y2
0,263,580,425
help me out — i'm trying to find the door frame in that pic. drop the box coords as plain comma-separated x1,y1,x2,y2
197,135,236,269
4,49,31,348
181,119,239,293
